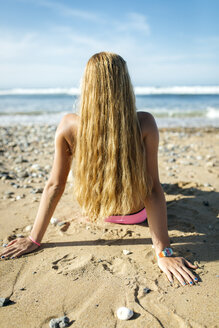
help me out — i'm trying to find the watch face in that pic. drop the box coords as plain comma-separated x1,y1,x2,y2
166,248,172,256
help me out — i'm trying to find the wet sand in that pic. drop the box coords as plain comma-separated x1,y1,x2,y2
0,125,219,328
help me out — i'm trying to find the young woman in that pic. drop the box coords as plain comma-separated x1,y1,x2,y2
0,52,198,286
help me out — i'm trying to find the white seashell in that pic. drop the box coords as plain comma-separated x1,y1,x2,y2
123,249,131,255
50,217,59,225
117,307,133,320
24,225,32,232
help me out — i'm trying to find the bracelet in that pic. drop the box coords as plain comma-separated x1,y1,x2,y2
157,247,173,259
28,236,41,247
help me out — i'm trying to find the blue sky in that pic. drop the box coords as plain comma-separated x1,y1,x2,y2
0,0,219,88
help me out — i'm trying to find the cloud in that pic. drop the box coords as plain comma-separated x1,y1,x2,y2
0,25,144,87
115,12,150,35
34,0,102,22
0,31,38,60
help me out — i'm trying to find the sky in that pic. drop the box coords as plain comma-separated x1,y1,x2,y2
0,0,219,88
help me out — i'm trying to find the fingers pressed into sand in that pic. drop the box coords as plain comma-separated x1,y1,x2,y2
1,247,15,256
10,250,25,259
1,242,17,255
177,267,196,285
170,268,187,286
1,246,17,258
181,265,198,283
0,241,16,256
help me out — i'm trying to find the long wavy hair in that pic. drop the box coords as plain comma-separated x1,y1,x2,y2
72,52,151,221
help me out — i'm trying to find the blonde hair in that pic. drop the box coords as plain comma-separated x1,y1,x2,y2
73,52,151,221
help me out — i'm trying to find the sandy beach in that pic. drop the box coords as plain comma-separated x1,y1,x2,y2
0,125,219,328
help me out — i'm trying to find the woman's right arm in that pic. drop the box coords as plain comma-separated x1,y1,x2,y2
142,112,198,286
0,115,74,259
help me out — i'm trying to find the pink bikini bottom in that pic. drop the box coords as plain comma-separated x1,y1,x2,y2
104,207,147,224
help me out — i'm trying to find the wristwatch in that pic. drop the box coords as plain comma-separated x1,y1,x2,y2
157,247,173,259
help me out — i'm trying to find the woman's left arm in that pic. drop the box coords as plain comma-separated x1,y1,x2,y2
143,113,198,286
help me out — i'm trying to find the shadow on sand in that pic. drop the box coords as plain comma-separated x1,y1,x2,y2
39,182,219,263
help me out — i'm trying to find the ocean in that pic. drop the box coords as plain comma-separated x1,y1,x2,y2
0,86,219,127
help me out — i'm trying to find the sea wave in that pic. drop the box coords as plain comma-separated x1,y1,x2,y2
144,109,206,118
0,110,61,116
138,107,219,118
1,114,219,127
0,112,67,125
206,107,219,118
134,86,219,95
1,107,219,119
0,88,80,96
1,86,219,96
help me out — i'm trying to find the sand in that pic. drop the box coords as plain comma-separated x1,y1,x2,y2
0,125,219,328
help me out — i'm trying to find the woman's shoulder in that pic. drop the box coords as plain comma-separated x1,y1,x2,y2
137,111,158,139
56,113,80,151
57,113,79,135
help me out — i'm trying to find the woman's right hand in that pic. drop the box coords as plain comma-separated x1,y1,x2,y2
0,237,40,259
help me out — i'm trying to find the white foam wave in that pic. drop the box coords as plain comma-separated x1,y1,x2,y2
206,107,219,119
0,88,80,96
1,86,219,96
0,112,66,126
134,86,219,95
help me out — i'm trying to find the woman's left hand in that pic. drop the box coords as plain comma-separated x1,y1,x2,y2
157,256,199,286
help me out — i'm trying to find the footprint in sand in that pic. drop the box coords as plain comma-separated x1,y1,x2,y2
100,256,146,279
51,253,93,277
101,257,131,275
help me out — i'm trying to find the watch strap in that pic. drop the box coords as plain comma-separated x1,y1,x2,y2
157,247,173,259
